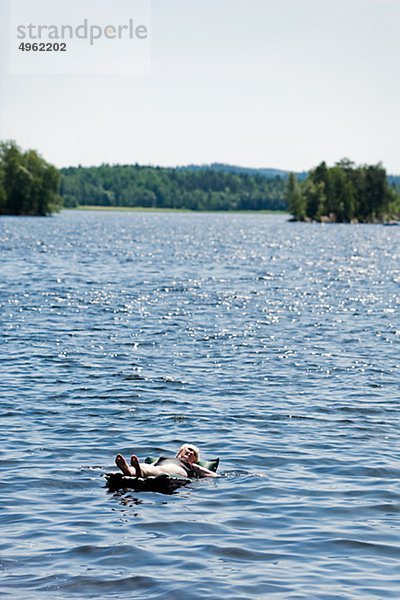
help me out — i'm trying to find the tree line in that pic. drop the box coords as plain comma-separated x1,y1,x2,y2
60,164,287,211
286,159,400,223
0,141,62,216
2,141,400,221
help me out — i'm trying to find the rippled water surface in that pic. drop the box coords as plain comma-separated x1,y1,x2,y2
1,210,400,599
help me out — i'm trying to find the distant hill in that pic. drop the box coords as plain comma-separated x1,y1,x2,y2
179,162,400,184
177,162,308,180
388,174,400,186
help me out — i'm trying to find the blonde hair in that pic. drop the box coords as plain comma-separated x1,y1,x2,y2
177,443,200,462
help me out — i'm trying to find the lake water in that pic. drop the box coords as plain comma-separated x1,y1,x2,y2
1,210,400,599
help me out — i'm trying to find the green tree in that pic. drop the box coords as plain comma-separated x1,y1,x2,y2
359,163,390,222
327,166,356,222
304,180,326,220
286,172,305,220
0,141,62,215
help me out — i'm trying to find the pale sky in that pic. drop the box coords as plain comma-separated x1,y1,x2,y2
1,0,399,173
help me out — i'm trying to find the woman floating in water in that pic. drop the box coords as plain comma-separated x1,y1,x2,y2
115,443,219,479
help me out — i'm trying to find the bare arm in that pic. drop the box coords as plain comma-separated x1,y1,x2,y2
192,463,220,478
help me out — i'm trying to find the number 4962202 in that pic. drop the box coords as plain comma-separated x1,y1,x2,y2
18,42,67,51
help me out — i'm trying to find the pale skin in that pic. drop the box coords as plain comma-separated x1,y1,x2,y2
115,444,219,479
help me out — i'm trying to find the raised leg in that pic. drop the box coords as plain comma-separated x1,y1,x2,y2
115,453,137,476
130,455,142,478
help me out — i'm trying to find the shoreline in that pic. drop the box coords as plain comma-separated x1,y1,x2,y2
65,206,289,215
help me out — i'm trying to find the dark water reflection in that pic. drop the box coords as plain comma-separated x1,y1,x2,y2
1,211,400,598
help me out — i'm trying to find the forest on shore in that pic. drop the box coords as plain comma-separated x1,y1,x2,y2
1,141,399,221
286,159,400,223
60,163,287,211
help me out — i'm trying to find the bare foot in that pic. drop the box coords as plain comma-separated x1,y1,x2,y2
115,453,136,476
130,455,142,478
